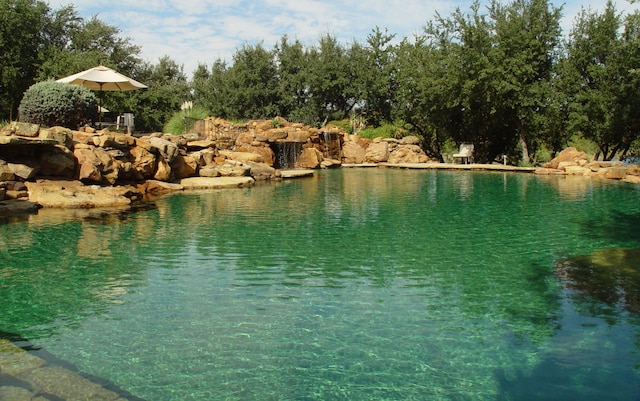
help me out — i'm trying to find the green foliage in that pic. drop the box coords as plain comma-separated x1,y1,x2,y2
270,117,283,128
127,56,190,132
327,120,352,134
358,123,403,139
163,104,210,135
18,80,97,128
568,134,599,159
0,0,51,120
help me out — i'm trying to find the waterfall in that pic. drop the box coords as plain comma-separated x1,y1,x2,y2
321,132,341,160
274,142,303,169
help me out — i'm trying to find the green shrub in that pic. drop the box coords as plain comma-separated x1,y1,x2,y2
18,80,98,128
270,117,283,128
163,104,210,135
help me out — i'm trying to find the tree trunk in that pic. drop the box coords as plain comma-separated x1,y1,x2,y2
519,131,530,165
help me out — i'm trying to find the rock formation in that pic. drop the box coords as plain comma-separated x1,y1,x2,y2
1,118,637,215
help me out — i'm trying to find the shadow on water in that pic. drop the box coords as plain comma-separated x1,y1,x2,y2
554,248,640,314
494,353,640,401
496,255,640,401
581,210,640,244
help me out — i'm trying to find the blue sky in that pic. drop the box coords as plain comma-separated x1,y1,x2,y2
51,0,638,77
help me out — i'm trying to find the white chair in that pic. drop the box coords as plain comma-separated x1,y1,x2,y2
452,143,474,164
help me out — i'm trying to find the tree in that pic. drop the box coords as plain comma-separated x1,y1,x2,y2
564,1,631,160
225,43,280,120
38,15,142,82
275,36,314,124
124,56,190,132
191,60,234,119
0,0,51,120
307,34,359,124
489,0,563,164
359,28,398,126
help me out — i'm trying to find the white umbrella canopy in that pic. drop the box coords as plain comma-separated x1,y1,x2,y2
56,65,147,124
56,65,147,91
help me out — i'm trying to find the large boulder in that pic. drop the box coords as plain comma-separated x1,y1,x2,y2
180,176,255,189
0,121,40,137
544,147,589,169
26,180,140,208
364,141,389,163
342,141,366,164
0,160,16,181
130,145,157,179
172,155,198,179
297,148,322,169
388,144,430,164
74,147,119,184
38,126,73,148
219,150,264,163
154,157,172,182
39,145,75,178
147,137,180,163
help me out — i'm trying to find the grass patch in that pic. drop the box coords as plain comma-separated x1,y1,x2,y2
163,105,210,135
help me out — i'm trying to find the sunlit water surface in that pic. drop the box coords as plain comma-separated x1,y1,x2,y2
2,169,640,400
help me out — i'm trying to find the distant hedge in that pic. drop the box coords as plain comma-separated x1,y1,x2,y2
18,80,98,128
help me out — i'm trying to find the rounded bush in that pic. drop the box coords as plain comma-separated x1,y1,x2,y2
18,80,98,128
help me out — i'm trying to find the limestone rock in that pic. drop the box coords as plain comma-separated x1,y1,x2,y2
180,176,255,189
365,141,389,163
297,147,322,169
0,160,16,181
186,139,216,150
199,166,221,177
140,180,184,194
544,147,589,169
400,136,421,145
0,121,40,137
564,165,591,176
26,180,138,208
39,145,75,178
247,162,277,180
235,145,274,166
535,168,566,175
38,126,73,148
219,150,264,163
0,199,40,216
74,147,119,184
154,157,172,182
172,155,198,179
388,145,430,164
93,133,136,149
215,161,251,177
342,141,366,164
601,167,628,180
148,137,180,163
130,146,157,179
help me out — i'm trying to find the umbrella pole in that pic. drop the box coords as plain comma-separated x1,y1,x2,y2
98,83,103,124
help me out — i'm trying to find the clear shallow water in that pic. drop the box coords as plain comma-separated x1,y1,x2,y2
2,169,640,400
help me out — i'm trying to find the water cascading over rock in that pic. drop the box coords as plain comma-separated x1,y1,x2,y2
273,141,303,169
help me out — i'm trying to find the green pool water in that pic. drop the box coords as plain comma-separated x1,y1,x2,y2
2,169,640,400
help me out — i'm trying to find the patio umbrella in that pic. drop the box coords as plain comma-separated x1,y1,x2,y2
57,65,147,122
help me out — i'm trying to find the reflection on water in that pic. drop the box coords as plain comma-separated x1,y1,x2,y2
1,169,640,400
555,248,640,314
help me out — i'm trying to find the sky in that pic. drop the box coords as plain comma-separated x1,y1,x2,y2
50,0,638,78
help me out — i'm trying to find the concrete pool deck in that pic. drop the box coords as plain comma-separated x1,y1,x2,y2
344,162,537,172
